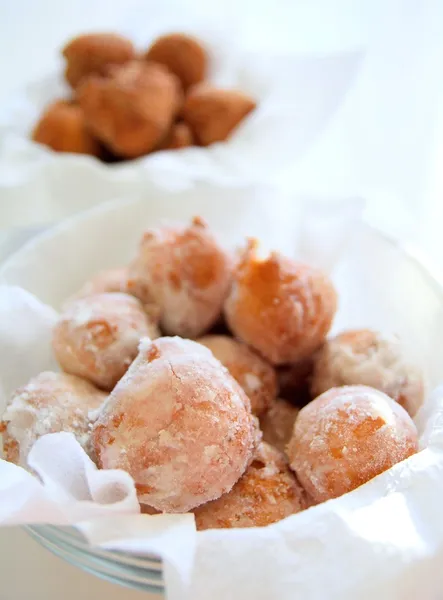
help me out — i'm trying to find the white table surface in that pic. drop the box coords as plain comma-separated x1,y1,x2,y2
1,1,443,598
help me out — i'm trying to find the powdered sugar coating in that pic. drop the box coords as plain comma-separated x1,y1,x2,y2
194,442,306,530
53,292,159,391
92,336,259,512
127,217,232,338
197,335,278,416
224,240,337,365
1,371,106,467
287,385,418,503
311,329,425,416
260,398,299,454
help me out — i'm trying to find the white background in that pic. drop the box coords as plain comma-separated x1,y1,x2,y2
1,0,443,598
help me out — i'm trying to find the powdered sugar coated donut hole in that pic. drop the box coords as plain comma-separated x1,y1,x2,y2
53,292,159,390
287,385,418,503
311,329,425,416
127,217,232,338
1,371,106,467
92,336,259,512
224,239,337,365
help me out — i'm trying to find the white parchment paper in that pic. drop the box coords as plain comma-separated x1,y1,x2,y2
1,186,443,600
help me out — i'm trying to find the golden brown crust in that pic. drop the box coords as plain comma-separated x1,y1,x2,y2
2,432,20,464
144,33,207,91
194,442,306,530
182,85,256,145
63,33,135,88
224,240,337,365
197,335,278,416
32,100,101,156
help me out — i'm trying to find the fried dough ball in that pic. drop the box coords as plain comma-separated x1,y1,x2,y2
277,358,314,407
260,398,299,454
62,33,135,88
92,337,259,513
52,292,159,391
197,335,277,416
32,100,101,156
183,85,256,146
1,371,106,467
311,329,425,417
77,61,182,158
69,268,129,302
127,217,232,338
194,442,305,530
287,385,418,504
224,240,337,365
144,33,207,91
158,121,194,150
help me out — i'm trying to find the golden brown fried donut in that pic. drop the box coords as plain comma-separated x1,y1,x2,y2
92,337,259,512
63,33,135,88
287,385,418,503
197,335,277,416
32,100,101,156
144,33,207,91
311,329,425,417
224,239,337,365
183,85,256,146
194,442,306,529
77,61,182,158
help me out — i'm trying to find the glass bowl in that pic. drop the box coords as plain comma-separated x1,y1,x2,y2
2,216,443,597
26,524,164,594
